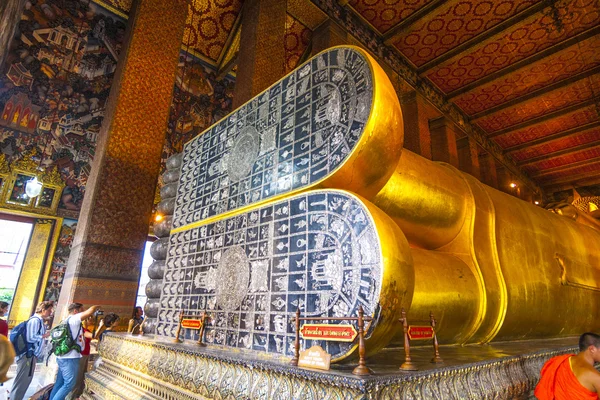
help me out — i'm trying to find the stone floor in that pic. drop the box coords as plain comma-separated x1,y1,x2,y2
2,362,56,400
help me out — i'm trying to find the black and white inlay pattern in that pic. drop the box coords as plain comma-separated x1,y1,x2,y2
173,48,373,229
157,190,383,359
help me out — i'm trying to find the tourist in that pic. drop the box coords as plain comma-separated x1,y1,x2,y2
96,313,119,342
535,332,600,399
11,301,53,400
49,303,100,400
65,315,94,400
127,306,144,334
0,302,8,337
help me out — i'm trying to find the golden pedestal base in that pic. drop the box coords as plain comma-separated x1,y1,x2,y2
83,334,579,400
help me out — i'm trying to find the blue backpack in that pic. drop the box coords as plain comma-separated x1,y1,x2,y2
9,316,42,358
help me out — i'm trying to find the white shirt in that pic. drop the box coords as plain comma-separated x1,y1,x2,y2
57,313,84,359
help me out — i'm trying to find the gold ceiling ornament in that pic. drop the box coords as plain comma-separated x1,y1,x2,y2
41,167,65,188
13,149,41,173
0,153,9,174
1,148,64,215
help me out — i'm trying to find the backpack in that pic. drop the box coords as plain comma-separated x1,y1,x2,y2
9,316,42,358
49,317,82,357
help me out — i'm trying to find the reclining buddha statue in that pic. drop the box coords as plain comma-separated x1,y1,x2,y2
147,46,600,362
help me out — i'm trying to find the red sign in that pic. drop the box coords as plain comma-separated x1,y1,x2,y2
408,325,434,340
181,319,202,329
300,324,357,342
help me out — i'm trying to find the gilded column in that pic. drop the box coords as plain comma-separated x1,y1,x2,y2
55,0,189,323
232,0,287,108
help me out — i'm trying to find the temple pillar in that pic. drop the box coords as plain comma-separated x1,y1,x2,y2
496,165,515,195
232,0,287,108
399,91,439,159
311,19,348,55
479,152,499,189
457,136,481,180
429,116,459,168
55,0,188,323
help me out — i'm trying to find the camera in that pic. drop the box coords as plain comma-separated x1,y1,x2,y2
94,310,104,317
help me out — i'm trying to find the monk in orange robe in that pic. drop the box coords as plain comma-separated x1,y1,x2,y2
535,332,600,399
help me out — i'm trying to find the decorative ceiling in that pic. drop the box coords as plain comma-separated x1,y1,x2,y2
338,0,600,199
94,0,600,199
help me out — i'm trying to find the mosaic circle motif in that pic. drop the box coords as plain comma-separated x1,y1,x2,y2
214,246,250,311
174,47,373,229
227,126,260,181
158,190,383,360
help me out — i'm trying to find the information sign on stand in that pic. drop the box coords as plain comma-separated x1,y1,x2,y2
298,345,331,371
300,324,358,342
181,319,202,329
407,326,434,340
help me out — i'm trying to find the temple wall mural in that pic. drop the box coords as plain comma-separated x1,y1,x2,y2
0,0,127,213
161,52,236,169
0,1,236,320
42,217,76,303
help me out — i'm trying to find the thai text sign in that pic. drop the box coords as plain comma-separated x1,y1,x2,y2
300,324,357,342
408,325,434,340
298,345,331,371
181,319,202,329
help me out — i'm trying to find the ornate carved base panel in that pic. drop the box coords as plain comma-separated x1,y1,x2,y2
84,334,578,400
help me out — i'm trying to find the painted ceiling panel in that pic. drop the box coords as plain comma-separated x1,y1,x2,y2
510,128,600,162
393,0,539,67
475,76,600,133
184,0,243,62
347,0,433,33
425,0,600,93
493,105,599,148
454,36,600,115
285,15,312,73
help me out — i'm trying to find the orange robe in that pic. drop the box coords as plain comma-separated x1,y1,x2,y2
534,354,599,399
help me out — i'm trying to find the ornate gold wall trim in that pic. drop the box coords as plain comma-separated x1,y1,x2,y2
2,210,63,327
9,219,53,325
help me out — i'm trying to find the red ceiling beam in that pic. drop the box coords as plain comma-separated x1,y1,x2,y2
471,65,600,121
542,169,600,189
532,155,600,178
518,142,600,166
504,121,600,153
446,26,600,100
487,97,600,139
